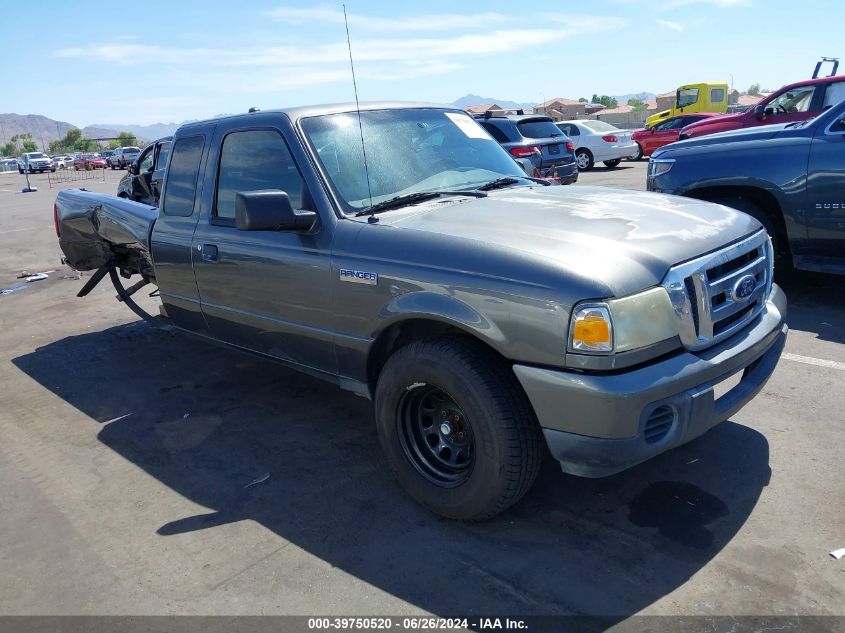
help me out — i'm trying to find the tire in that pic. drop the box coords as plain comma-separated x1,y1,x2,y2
575,149,594,171
18,168,23,174
374,336,542,521
604,159,622,168
710,195,785,264
631,143,643,161
111,164,116,170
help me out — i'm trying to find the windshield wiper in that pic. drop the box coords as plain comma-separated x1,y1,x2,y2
355,190,487,217
475,176,526,191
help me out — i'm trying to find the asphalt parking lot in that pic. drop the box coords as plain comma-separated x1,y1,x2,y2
0,166,843,621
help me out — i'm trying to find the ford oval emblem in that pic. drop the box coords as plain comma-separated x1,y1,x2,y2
731,274,757,301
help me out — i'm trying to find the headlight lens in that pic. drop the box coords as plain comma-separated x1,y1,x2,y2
568,288,678,356
647,158,675,177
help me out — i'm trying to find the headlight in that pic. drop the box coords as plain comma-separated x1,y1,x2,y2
647,158,675,177
568,288,677,356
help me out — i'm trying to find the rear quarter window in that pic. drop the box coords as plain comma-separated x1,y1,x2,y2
516,119,563,139
161,135,205,217
479,122,511,143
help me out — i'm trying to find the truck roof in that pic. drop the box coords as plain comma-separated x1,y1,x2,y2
176,101,459,133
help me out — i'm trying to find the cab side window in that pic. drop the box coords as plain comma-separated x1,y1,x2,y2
215,130,306,222
823,81,845,109
766,86,816,115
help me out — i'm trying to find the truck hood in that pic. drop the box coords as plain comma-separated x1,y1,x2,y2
383,185,761,298
655,122,793,156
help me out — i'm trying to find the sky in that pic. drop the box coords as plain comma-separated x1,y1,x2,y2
3,0,842,127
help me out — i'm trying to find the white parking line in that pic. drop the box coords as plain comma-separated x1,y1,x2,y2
782,352,845,371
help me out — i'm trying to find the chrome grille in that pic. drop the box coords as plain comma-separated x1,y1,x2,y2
662,231,773,350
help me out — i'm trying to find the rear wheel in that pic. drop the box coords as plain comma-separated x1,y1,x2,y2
631,143,643,161
374,336,542,521
604,159,621,168
575,149,594,171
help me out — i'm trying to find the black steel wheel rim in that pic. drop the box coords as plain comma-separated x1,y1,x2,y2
398,384,474,487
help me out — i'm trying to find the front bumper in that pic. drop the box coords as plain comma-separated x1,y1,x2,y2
513,284,787,477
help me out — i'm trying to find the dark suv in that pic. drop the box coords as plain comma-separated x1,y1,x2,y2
474,113,578,184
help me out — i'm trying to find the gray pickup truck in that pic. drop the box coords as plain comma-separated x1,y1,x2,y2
54,102,788,520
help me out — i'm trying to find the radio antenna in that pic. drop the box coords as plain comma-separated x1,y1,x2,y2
343,4,374,212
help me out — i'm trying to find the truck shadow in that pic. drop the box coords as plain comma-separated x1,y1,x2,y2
776,268,845,345
12,322,771,619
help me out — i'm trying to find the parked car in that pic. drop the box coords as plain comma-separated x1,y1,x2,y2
117,136,172,205
680,74,845,140
52,155,74,169
473,113,578,184
17,152,54,173
100,150,115,161
108,146,141,169
555,120,639,170
632,113,719,159
54,103,786,520
74,153,108,170
648,98,845,274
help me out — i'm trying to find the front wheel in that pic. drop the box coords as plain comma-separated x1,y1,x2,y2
709,195,786,265
575,149,594,171
374,336,542,521
604,159,621,168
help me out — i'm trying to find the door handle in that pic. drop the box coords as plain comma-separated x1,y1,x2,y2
200,244,218,262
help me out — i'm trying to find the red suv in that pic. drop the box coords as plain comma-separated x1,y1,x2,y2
680,75,845,139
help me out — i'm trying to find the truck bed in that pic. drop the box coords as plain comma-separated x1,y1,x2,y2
56,189,158,277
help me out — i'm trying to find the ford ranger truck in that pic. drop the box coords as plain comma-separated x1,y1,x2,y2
53,103,788,521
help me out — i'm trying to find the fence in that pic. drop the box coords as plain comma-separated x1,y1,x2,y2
596,111,650,129
47,167,106,188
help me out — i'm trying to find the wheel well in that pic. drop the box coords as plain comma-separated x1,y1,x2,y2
367,319,501,393
686,185,788,253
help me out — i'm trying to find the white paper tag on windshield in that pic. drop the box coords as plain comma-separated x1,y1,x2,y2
444,112,490,139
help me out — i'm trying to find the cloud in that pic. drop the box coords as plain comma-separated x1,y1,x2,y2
266,5,509,31
661,0,749,7
55,16,625,69
655,18,684,31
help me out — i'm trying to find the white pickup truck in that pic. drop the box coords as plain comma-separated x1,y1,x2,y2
17,152,55,174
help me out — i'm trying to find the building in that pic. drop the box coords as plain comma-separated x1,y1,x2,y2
533,98,587,121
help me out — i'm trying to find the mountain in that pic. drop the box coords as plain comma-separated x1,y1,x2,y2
0,113,188,151
450,94,537,110
85,122,182,141
0,113,76,147
612,92,657,103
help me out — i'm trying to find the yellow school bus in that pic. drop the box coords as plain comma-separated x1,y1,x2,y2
646,82,729,127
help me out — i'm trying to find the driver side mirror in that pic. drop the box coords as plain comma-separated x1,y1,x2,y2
831,117,845,133
754,104,765,120
236,190,317,232
127,164,136,175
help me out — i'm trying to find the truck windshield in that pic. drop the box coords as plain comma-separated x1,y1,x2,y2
300,108,526,214
677,88,700,108
28,153,47,159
